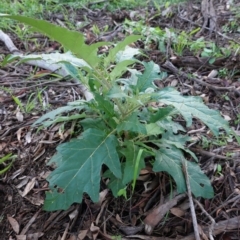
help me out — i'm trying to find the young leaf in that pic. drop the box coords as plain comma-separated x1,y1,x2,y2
32,105,85,127
116,46,141,62
120,141,146,185
154,87,230,136
105,35,141,65
149,106,174,123
117,112,147,134
0,154,16,175
94,93,116,118
157,117,186,133
145,123,164,136
0,14,106,67
44,129,121,211
106,85,128,99
110,60,136,80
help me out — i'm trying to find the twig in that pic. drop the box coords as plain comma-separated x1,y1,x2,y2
177,5,240,45
194,199,215,240
190,147,231,160
162,60,240,97
182,159,200,240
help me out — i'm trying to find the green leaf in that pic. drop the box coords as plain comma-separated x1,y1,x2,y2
44,129,121,211
104,169,126,197
80,118,107,131
94,94,116,118
186,161,214,198
157,117,186,133
106,85,128,99
22,52,91,69
155,87,230,136
0,153,12,164
135,61,159,92
93,94,118,129
110,60,136,80
1,15,106,67
117,112,147,134
160,131,198,162
120,141,146,185
149,106,174,123
116,46,141,62
153,146,186,193
145,123,164,136
105,35,141,65
43,113,86,127
153,146,213,198
0,154,16,175
32,105,85,127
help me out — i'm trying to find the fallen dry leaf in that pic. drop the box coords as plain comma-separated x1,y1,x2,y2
170,207,185,218
16,235,26,240
22,177,36,197
7,215,20,234
16,111,23,122
27,232,44,240
90,223,100,240
77,230,88,240
144,193,186,235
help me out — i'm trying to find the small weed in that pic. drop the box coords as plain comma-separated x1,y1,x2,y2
172,31,188,56
189,37,206,55
215,164,222,176
2,3,238,213
235,113,240,125
0,153,17,175
3,15,232,211
2,87,47,114
218,68,228,78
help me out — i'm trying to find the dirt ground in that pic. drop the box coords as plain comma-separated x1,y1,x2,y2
0,0,240,239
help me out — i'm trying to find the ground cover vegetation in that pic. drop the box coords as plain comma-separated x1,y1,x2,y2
0,0,240,239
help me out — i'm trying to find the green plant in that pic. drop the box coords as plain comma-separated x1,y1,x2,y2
218,68,229,78
171,30,188,56
0,153,17,175
189,37,206,55
215,164,222,176
2,15,235,212
1,86,47,113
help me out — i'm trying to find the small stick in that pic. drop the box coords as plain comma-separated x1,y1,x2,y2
182,159,201,240
194,198,215,240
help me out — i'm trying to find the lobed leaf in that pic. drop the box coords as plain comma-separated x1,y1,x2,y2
186,161,214,198
0,14,106,67
44,128,121,211
153,146,186,193
154,87,230,136
135,61,159,92
153,146,213,198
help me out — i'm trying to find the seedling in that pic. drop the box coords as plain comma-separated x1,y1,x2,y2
0,153,17,175
2,15,234,212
